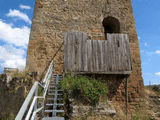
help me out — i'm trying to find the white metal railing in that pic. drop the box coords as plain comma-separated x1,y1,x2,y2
15,61,53,120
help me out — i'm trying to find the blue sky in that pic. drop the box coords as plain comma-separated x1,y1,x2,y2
0,0,35,72
132,0,160,85
0,0,159,85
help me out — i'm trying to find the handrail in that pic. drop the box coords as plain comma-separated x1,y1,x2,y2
39,41,64,82
15,82,39,120
43,61,53,83
15,60,54,120
31,107,43,120
25,96,43,120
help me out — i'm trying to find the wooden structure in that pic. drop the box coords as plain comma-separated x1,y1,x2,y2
64,32,132,74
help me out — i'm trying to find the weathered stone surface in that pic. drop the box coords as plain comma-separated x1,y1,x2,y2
70,101,116,119
26,0,144,112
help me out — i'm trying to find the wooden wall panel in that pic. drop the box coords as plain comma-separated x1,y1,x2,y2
64,32,132,74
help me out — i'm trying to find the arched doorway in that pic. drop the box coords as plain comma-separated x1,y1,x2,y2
102,17,120,39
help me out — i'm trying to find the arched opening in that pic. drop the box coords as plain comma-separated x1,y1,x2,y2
102,17,120,39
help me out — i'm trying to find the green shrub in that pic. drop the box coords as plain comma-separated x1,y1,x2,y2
152,85,160,92
60,75,107,104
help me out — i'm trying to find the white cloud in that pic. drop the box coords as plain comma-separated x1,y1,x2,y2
0,20,30,47
155,72,160,76
155,50,160,54
0,45,26,70
6,9,31,24
20,4,31,10
138,36,141,40
144,42,148,47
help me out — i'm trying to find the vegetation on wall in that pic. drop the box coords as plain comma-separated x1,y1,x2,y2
60,74,107,104
0,71,36,119
131,111,151,120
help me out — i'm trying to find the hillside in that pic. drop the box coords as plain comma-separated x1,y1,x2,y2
145,85,160,120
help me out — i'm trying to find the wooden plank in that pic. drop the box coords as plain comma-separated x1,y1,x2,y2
112,34,116,71
80,32,85,72
71,32,76,72
91,40,95,72
82,33,88,72
104,37,109,72
71,32,75,72
74,32,79,72
67,32,71,72
64,33,68,73
115,35,120,71
93,40,98,72
95,40,99,72
116,34,121,71
123,34,127,71
87,40,91,72
67,32,72,72
77,32,82,72
122,34,127,71
118,34,123,71
98,40,103,72
124,34,132,71
107,34,112,72
101,40,105,72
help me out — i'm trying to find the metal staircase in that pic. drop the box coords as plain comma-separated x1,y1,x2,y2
15,61,65,120
43,75,64,120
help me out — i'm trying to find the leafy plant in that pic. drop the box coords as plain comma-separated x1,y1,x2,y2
60,75,107,104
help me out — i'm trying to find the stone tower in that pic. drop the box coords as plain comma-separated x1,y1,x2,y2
26,0,144,112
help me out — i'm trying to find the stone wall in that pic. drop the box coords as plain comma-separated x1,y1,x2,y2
26,0,144,112
70,101,116,120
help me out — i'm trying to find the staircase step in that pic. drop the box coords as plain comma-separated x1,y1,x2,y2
49,86,61,88
42,117,64,120
50,81,60,83
46,103,64,106
44,110,64,113
48,90,63,92
47,98,63,100
50,80,62,83
51,78,62,80
50,83,59,85
52,77,63,79
53,74,63,77
49,86,56,88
